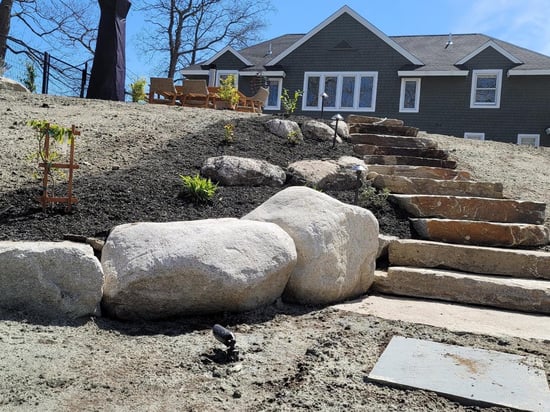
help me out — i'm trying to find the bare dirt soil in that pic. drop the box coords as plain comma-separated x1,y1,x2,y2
0,90,549,411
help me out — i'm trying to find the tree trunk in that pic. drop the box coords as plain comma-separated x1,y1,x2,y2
0,0,14,63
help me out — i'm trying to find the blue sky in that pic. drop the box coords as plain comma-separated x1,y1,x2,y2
125,0,550,81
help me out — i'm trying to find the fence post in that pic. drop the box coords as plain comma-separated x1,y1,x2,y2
79,61,88,98
41,52,50,94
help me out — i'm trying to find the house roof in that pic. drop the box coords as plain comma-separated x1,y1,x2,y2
182,6,550,76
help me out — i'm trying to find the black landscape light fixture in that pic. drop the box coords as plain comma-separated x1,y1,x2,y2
321,92,329,119
331,113,344,148
352,164,366,204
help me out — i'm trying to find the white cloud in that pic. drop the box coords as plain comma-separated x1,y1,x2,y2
453,0,550,55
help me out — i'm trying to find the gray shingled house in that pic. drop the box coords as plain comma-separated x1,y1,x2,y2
182,5,550,146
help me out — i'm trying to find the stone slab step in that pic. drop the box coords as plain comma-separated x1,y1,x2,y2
389,239,550,280
367,165,472,181
411,218,550,247
346,115,404,126
371,174,504,198
354,144,449,159
334,292,550,341
389,194,546,224
363,155,457,169
350,133,435,148
374,267,550,314
349,124,419,136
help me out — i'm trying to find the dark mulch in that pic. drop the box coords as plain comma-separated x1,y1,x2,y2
0,115,412,242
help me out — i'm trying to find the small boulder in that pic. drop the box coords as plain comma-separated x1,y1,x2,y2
287,156,367,191
302,119,342,144
101,218,297,319
0,241,104,319
330,119,350,139
265,118,303,141
201,156,286,186
243,186,379,305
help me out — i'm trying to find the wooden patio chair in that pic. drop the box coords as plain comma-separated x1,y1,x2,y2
148,77,179,105
178,79,210,107
239,87,270,113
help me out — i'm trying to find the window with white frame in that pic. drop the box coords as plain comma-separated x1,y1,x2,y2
264,78,282,110
399,78,421,113
302,72,378,112
470,69,502,108
464,132,485,141
517,134,540,147
215,70,239,87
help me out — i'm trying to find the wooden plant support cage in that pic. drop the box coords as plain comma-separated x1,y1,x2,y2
38,124,80,211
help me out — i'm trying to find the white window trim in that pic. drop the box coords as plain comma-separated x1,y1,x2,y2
302,71,378,112
470,69,502,109
399,78,421,113
264,78,282,110
215,70,239,87
517,134,540,147
464,132,485,141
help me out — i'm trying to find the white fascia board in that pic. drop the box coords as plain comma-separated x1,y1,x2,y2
205,46,253,66
398,70,469,77
456,40,523,65
181,69,209,76
267,5,423,66
239,71,286,77
507,69,550,76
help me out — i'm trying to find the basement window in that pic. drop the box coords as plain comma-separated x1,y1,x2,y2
517,134,540,147
464,132,485,141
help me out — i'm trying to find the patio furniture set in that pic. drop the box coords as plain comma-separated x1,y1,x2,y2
148,77,269,113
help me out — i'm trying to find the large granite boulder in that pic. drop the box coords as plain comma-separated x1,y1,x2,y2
0,241,104,319
287,156,367,191
302,119,342,144
0,77,29,93
101,218,297,319
201,156,286,186
243,186,379,305
265,118,303,141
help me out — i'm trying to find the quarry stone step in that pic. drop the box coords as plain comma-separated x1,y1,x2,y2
363,155,457,169
389,239,550,280
353,144,449,159
367,165,471,180
410,218,550,247
350,133,436,148
370,174,504,198
374,267,550,314
347,115,404,126
349,124,419,136
389,194,546,224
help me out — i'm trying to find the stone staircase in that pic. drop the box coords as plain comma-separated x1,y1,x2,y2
347,115,550,314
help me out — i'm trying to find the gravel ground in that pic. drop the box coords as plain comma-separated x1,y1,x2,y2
0,90,549,411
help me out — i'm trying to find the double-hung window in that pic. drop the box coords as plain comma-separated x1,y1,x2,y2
399,78,421,113
303,72,378,112
470,69,502,108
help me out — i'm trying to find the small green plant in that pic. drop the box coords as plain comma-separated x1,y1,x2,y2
359,185,390,210
287,129,300,145
218,75,240,107
281,88,303,117
21,61,37,93
179,174,218,203
222,123,235,144
129,77,147,102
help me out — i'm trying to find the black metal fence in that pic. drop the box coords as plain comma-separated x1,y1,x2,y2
2,36,88,97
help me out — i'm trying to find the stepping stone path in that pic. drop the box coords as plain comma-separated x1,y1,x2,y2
348,115,550,314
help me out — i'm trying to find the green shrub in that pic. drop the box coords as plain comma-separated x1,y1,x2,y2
21,61,37,93
218,75,240,107
359,185,390,209
281,88,303,117
129,77,147,102
179,174,218,203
